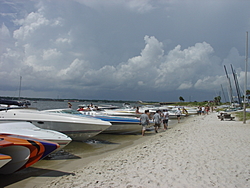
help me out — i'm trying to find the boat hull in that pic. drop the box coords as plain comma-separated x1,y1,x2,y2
0,109,111,142
33,121,109,141
0,134,59,174
103,122,144,134
79,112,145,134
0,154,12,168
0,122,72,151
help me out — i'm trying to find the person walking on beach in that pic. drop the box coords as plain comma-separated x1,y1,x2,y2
198,106,202,115
201,106,205,115
176,108,182,123
153,110,162,133
205,105,210,115
139,110,150,136
162,109,169,130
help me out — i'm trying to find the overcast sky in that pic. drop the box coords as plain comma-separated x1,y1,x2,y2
0,0,249,102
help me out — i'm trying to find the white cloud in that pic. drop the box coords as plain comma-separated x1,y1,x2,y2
178,82,193,90
74,0,155,13
55,37,71,44
126,0,155,13
42,48,62,61
57,58,90,81
1,23,10,37
194,75,226,90
1,0,250,101
13,10,49,40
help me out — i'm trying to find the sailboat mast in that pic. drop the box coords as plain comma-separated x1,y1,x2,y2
18,76,22,100
243,32,248,124
224,65,233,104
230,64,241,105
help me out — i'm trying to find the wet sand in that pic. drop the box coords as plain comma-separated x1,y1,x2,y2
0,119,179,188
37,112,250,187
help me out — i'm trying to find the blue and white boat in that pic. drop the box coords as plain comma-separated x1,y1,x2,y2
43,109,152,134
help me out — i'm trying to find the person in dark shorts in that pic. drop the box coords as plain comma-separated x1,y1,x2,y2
176,108,181,123
162,109,169,130
153,110,162,133
139,110,150,136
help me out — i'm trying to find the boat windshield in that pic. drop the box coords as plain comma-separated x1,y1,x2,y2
60,109,82,115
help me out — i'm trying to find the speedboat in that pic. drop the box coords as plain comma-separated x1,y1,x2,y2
101,104,159,118
100,108,142,118
0,98,31,108
0,108,112,141
0,122,72,151
44,109,152,134
0,133,59,174
0,154,12,169
78,104,119,110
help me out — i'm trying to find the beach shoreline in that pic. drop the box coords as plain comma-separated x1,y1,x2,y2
1,118,180,188
35,112,250,187
2,113,250,188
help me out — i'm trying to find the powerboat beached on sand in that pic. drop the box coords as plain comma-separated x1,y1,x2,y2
0,133,59,174
0,122,72,151
0,108,112,141
44,108,153,134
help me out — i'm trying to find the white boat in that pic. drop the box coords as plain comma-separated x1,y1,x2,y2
102,104,158,118
0,108,112,141
44,109,153,134
78,104,119,110
101,108,141,117
0,122,72,151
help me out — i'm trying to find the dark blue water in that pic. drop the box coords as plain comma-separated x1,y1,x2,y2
29,100,129,110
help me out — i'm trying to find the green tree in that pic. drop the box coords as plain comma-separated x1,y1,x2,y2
246,90,250,95
214,96,221,105
179,96,185,102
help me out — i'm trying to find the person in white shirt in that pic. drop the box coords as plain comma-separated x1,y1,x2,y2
176,108,182,123
162,109,169,130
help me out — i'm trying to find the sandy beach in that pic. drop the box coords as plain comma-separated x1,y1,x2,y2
36,112,250,188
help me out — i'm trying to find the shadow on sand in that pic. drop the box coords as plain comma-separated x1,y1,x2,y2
0,167,75,187
0,151,81,187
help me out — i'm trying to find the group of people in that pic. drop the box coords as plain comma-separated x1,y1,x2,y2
68,102,101,111
197,106,210,115
77,105,100,111
139,109,173,136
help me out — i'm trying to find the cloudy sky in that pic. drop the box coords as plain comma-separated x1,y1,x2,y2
0,0,249,102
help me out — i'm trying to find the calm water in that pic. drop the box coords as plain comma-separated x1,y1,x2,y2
30,100,129,110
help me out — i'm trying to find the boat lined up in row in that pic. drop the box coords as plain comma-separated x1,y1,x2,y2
43,108,153,134
0,100,195,174
0,108,112,141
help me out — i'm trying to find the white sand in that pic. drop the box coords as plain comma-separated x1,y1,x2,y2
40,112,250,188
